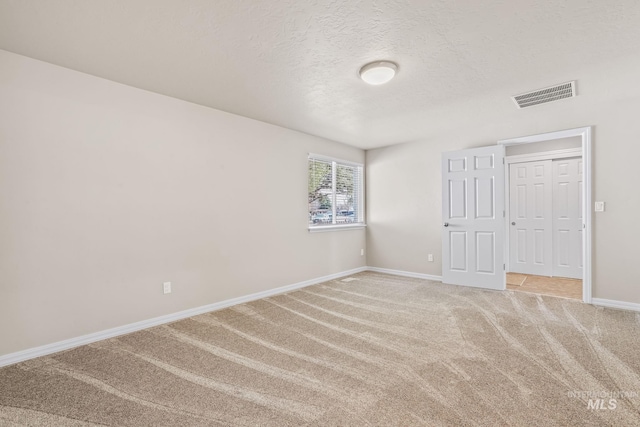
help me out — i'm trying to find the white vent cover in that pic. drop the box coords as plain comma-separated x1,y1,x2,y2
512,81,576,108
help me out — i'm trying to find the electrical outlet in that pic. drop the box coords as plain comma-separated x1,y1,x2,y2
360,249,365,256
428,254,434,262
163,282,172,294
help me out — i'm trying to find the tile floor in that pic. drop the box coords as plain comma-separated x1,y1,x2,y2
506,272,582,300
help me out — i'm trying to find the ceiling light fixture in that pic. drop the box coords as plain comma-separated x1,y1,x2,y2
359,61,398,85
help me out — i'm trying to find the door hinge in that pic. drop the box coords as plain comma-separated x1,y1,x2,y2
503,210,505,218
503,264,506,270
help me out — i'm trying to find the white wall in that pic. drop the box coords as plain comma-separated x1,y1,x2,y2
0,50,365,357
505,136,581,156
3,46,640,358
366,56,640,305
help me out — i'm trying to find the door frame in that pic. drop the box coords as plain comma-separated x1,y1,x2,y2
498,127,592,303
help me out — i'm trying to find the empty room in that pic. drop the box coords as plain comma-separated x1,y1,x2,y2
1,1,640,426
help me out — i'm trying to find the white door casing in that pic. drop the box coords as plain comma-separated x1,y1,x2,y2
552,157,583,279
509,160,553,276
442,145,505,290
499,126,591,302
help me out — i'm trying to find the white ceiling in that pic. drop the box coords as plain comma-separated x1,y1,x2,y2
1,0,640,149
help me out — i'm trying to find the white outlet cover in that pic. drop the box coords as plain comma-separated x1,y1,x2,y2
163,282,172,294
595,201,605,212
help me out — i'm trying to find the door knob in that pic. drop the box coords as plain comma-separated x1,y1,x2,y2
511,222,516,225
443,222,449,227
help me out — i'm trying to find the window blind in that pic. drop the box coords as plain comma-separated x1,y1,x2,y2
308,155,364,228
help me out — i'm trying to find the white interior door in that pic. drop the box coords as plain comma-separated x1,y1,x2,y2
508,161,553,276
552,158,583,279
442,145,505,290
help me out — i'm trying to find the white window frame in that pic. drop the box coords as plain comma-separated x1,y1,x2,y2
308,153,366,232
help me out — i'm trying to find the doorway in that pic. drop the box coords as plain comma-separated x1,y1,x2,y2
505,151,583,300
499,127,592,303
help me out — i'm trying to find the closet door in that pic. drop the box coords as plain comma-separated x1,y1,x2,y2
509,161,553,276
552,158,583,279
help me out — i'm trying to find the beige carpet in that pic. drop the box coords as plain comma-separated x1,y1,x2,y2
1,271,639,426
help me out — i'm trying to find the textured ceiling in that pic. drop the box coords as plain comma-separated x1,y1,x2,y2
1,0,640,149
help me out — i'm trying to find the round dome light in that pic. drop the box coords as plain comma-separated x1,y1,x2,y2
359,61,398,85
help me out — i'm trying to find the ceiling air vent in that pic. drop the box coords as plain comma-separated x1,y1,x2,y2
512,81,576,109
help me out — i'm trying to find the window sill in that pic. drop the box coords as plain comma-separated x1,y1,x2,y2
308,224,367,233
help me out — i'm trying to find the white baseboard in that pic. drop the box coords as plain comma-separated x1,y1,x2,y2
11,266,636,368
366,266,442,282
591,298,640,313
0,266,368,368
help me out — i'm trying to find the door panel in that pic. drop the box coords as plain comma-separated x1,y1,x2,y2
450,232,467,271
476,177,494,218
552,158,583,278
449,158,466,172
476,232,495,273
442,145,505,290
557,230,571,266
534,229,545,264
475,154,494,169
516,185,526,217
509,160,553,276
516,230,526,262
449,180,467,218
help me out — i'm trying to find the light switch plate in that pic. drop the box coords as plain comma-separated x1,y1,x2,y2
595,201,605,212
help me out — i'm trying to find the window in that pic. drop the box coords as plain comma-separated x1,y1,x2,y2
308,154,364,230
